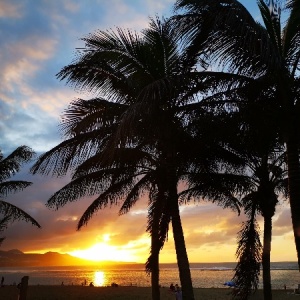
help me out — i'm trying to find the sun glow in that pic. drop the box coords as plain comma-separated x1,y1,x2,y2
69,234,137,262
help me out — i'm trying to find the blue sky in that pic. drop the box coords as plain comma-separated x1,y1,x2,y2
0,0,295,264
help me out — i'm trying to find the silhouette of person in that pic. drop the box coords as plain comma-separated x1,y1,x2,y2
170,283,175,292
1,276,4,287
175,284,182,300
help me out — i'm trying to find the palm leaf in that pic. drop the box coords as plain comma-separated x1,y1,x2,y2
0,200,41,228
77,176,137,229
0,181,32,198
61,97,127,138
46,169,121,209
0,146,35,182
232,207,262,299
31,129,111,177
283,0,300,76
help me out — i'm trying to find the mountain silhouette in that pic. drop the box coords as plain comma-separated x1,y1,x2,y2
0,249,95,267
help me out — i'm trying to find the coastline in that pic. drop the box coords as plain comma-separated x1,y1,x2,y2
1,265,298,289
0,285,296,300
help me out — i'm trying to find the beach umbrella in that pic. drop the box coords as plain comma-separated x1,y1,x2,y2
224,281,237,288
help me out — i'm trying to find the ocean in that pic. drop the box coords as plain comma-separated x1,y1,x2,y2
1,262,299,290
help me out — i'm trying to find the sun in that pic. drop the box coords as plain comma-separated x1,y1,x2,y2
69,234,137,262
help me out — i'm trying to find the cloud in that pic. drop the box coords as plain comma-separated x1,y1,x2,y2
63,0,81,14
179,204,243,247
0,36,57,94
273,207,293,236
0,1,23,18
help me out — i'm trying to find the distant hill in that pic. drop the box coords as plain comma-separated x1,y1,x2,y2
0,249,96,267
0,249,140,268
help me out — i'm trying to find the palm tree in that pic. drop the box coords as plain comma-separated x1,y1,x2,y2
0,146,41,245
179,101,288,300
31,99,194,299
229,103,289,300
173,0,300,270
235,153,288,300
32,17,211,299
230,145,288,300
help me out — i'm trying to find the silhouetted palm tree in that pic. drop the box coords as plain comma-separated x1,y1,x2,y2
230,144,288,300
173,0,300,271
32,17,217,300
0,146,41,245
228,104,289,300
234,152,288,300
180,102,288,300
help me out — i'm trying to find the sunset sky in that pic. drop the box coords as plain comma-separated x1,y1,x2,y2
1,0,296,264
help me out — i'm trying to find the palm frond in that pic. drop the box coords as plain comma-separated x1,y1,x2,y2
57,27,154,100
119,174,151,215
30,129,109,177
61,97,127,138
0,215,11,232
0,200,41,228
77,177,136,229
173,0,278,76
257,0,282,57
145,187,171,273
46,169,118,209
73,147,155,180
0,216,11,246
180,172,247,213
283,0,300,76
0,181,32,198
0,146,35,182
232,208,262,299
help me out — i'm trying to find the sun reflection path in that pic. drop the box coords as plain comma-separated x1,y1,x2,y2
94,271,106,286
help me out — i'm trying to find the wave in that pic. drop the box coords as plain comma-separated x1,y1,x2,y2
162,262,299,271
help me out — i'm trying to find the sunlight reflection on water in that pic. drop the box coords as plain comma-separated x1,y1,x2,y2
94,271,105,286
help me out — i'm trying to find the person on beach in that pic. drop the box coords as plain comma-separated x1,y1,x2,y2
1,276,4,287
170,283,175,292
175,284,182,300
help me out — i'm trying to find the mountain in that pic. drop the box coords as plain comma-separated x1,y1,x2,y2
0,249,95,267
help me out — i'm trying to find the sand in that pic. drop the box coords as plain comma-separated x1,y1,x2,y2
0,285,298,300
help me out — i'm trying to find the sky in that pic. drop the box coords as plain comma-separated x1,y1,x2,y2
0,0,296,264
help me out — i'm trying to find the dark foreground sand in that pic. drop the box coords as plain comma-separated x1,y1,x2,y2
0,286,298,300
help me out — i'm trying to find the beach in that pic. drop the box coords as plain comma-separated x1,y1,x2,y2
0,286,298,300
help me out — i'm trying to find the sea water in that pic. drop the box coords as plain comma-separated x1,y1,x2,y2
0,262,299,290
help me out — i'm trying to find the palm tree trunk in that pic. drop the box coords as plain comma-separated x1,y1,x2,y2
262,215,272,300
170,190,195,300
151,209,161,300
171,211,194,300
279,79,300,270
151,233,160,300
286,139,300,270
162,152,194,299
